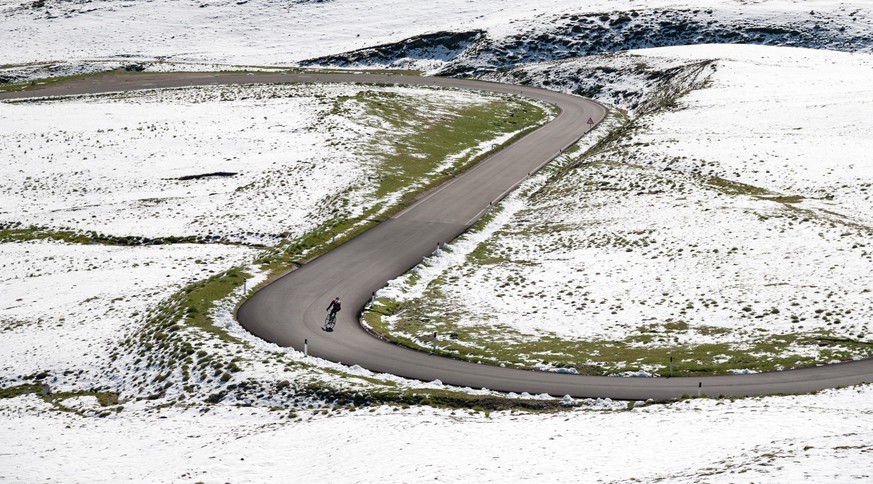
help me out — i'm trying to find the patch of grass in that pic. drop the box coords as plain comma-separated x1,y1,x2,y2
639,321,689,333
696,325,733,336
0,317,30,332
179,269,251,342
48,390,121,408
0,384,121,413
760,195,804,204
365,298,873,376
704,176,772,198
467,239,509,266
119,267,255,397
349,90,551,202
704,176,809,206
304,380,572,412
0,226,91,244
0,223,226,246
0,384,43,399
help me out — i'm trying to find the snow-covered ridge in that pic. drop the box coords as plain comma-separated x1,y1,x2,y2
300,30,485,74
303,5,873,75
2,0,871,73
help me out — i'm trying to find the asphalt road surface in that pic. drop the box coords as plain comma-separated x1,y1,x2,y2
6,72,872,400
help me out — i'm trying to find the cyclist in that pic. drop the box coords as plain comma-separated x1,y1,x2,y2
325,297,341,329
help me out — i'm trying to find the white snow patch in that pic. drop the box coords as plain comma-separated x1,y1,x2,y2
611,370,654,378
554,368,578,375
728,369,759,375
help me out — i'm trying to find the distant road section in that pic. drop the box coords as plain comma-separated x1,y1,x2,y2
7,72,872,400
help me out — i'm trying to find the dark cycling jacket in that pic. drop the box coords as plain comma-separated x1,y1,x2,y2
327,299,341,313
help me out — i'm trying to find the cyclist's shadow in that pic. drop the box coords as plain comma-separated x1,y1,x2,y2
322,313,336,332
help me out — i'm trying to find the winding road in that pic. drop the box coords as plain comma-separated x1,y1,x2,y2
5,72,872,400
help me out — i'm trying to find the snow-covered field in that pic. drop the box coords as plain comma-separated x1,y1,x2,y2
0,240,255,382
372,45,873,374
3,384,873,482
0,83,522,245
4,0,873,481
632,44,873,226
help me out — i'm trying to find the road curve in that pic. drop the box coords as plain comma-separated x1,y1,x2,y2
6,72,873,400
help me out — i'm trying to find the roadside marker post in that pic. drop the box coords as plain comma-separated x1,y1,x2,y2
698,382,702,397
304,339,308,357
243,278,247,294
669,356,673,378
431,332,437,354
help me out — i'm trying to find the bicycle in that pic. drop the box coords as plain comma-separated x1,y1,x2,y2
323,311,337,331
